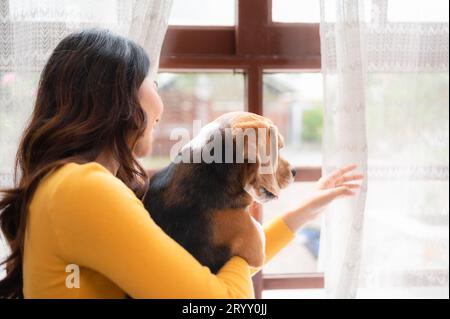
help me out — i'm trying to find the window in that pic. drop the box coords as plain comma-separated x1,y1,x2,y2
159,0,322,298
262,72,324,276
272,0,450,24
362,73,449,276
272,0,320,23
263,73,323,167
263,288,325,298
263,182,322,274
366,73,449,167
388,0,449,22
160,0,449,296
169,0,235,26
141,72,245,169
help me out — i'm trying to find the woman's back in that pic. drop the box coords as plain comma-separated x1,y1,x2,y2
24,162,132,298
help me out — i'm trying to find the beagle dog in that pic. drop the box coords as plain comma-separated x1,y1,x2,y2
143,112,296,273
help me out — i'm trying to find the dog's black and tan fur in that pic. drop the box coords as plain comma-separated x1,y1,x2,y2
143,112,294,273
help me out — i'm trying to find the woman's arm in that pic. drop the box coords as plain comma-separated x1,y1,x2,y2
250,164,363,275
50,163,255,298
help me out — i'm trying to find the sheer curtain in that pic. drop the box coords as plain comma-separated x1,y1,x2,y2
0,0,173,275
319,0,449,298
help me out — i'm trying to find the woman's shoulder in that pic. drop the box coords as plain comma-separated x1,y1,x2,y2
35,161,146,229
57,161,118,183
40,161,138,207
50,161,120,187
57,161,115,179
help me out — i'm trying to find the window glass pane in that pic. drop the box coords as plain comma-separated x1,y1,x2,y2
262,73,322,274
388,0,449,22
262,289,325,299
263,182,322,274
320,0,372,23
263,73,323,167
169,0,235,26
272,0,320,23
363,180,449,271
362,73,449,273
276,0,449,24
140,72,244,169
366,73,449,167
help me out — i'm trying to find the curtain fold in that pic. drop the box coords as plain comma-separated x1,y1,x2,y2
319,0,449,298
319,0,369,299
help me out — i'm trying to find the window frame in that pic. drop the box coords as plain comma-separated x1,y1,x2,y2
153,0,450,298
158,0,322,298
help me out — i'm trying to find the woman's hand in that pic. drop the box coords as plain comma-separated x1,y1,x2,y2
282,164,364,233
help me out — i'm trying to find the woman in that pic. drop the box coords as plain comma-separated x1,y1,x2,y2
0,29,363,298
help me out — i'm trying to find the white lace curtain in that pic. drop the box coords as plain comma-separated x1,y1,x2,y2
0,0,172,184
319,0,449,298
0,0,173,274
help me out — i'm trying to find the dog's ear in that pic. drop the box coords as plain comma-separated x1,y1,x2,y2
256,124,280,197
230,113,272,163
231,115,281,198
277,131,284,149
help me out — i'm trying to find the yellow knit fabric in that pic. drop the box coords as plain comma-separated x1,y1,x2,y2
23,162,295,298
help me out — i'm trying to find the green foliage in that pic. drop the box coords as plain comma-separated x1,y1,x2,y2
301,107,323,143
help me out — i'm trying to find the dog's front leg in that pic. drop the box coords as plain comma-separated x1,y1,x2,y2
212,209,266,268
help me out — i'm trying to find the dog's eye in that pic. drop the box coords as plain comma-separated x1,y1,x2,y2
261,187,276,198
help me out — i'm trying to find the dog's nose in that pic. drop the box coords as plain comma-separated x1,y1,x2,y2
291,168,297,177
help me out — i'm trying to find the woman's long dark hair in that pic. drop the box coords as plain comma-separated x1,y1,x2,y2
0,29,150,298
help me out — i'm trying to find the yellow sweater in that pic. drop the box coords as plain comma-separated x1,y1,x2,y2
23,162,295,298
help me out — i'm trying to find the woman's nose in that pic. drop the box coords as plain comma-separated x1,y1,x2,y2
291,168,297,177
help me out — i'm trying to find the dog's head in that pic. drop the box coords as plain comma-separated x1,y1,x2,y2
228,112,295,203
183,111,295,204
